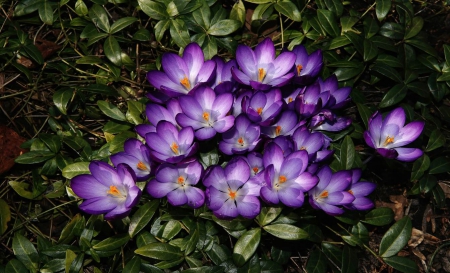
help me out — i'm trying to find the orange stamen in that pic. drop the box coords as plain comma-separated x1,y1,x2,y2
228,188,237,199
203,112,209,121
296,64,303,76
237,137,244,146
279,175,287,184
252,167,259,174
258,68,266,82
288,97,294,103
275,125,282,136
383,136,394,146
319,191,328,198
170,142,179,155
107,185,121,196
348,189,354,195
137,161,148,171
180,76,191,90
256,107,263,115
300,146,307,150
177,176,185,184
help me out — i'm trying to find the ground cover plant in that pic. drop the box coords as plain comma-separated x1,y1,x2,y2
1,0,450,272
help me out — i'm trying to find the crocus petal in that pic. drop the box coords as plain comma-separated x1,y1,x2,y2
162,53,189,84
212,93,233,118
255,38,275,64
349,197,375,210
326,192,355,205
195,127,217,140
71,175,109,199
225,158,250,183
79,197,118,214
176,114,204,130
272,52,296,78
147,71,185,93
89,161,120,187
214,199,239,219
167,189,188,206
260,186,280,205
394,121,424,147
394,148,423,162
231,67,251,85
294,172,319,192
382,107,406,129
278,187,304,208
197,60,216,83
316,203,345,216
363,131,376,149
237,195,261,218
350,182,376,197
185,187,205,208
104,205,130,220
376,148,398,159
213,116,235,133
146,180,178,198
183,43,204,82
236,45,257,76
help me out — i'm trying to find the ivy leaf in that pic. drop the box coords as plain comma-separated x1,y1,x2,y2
89,4,110,32
383,256,418,273
12,233,39,272
97,100,126,121
340,136,355,170
232,228,261,266
379,216,412,257
274,1,301,22
38,0,53,25
137,0,168,20
379,84,407,108
103,36,122,67
208,19,241,36
317,9,340,37
426,129,446,152
170,19,190,48
110,17,138,34
135,243,183,260
376,0,391,21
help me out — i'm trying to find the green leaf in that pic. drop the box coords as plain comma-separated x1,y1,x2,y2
133,29,152,41
135,243,183,260
363,39,378,62
444,44,450,67
192,2,210,29
23,44,44,65
404,16,423,40
138,0,168,20
429,156,450,174
15,151,55,164
426,129,446,152
40,133,61,153
232,228,261,267
154,257,184,269
206,243,230,265
202,37,217,60
256,206,283,226
325,0,344,17
123,256,141,273
245,0,272,3
12,233,39,272
97,100,126,121
341,16,359,33
410,154,430,181
208,19,241,36
341,245,357,273
317,9,340,37
185,228,199,255
87,33,108,46
6,259,29,272
53,88,73,115
322,242,342,269
363,17,380,39
379,84,407,108
126,100,144,125
0,199,11,235
154,19,170,42
89,4,110,32
170,19,190,48
93,234,130,251
263,224,308,240
129,200,159,238
356,103,372,129
405,38,438,57
103,36,122,66
340,136,355,170
437,72,450,82
39,0,53,25
379,216,412,257
376,0,391,21
379,22,404,40
110,17,138,34
328,36,351,50
419,175,437,194
62,162,90,179
230,0,245,27
362,207,394,226
274,1,301,22
162,220,182,240
75,0,88,16
305,248,327,273
383,256,418,273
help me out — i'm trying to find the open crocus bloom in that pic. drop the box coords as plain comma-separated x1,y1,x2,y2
364,107,424,161
290,45,323,86
71,161,141,220
344,169,376,211
219,114,261,155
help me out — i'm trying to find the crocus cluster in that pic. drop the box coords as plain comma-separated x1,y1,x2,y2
70,38,424,220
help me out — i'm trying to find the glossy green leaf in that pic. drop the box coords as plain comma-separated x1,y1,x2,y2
103,36,122,66
208,19,241,36
363,39,378,62
192,2,210,29
135,243,183,260
376,0,391,21
39,0,53,25
185,228,199,255
426,129,445,152
98,100,126,121
325,0,343,17
362,207,394,226
379,22,404,40
137,0,168,20
379,216,412,257
170,19,190,48
202,37,217,60
444,44,450,67
12,233,39,272
256,206,283,226
410,154,430,181
166,1,179,17
363,17,380,39
110,17,138,34
419,174,437,194
341,16,359,33
274,1,301,22
383,256,419,273
317,9,340,37
154,257,184,269
123,256,141,273
68,252,84,273
263,224,308,240
437,72,450,82
154,19,170,42
305,248,327,273
356,103,372,129
232,228,261,266
271,246,291,265
89,4,110,32
0,199,11,235
93,234,130,251
245,0,272,3
328,36,351,50
6,259,29,273
230,0,245,27
75,0,88,16
129,200,159,238
15,151,55,164
405,38,438,57
322,242,342,269
62,162,90,179
133,29,152,41
40,133,61,153
206,243,230,265
379,84,407,108
341,245,357,273
340,136,355,170
404,16,423,40
429,156,450,174
23,44,44,65
162,220,182,240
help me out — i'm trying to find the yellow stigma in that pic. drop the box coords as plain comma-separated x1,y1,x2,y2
319,190,328,198
177,176,185,185
228,188,237,199
279,175,287,184
275,125,282,136
348,189,354,195
252,167,259,174
300,146,307,150
180,76,191,90
237,137,244,146
288,97,294,103
137,161,148,171
258,68,266,82
203,112,209,121
170,142,179,155
257,107,263,115
107,185,121,196
296,64,303,76
383,136,394,146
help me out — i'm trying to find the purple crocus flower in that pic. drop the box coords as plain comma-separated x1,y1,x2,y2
147,43,215,102
308,166,355,216
176,85,235,140
136,99,182,137
291,127,333,162
294,83,323,118
145,121,198,163
146,161,205,208
211,56,237,93
309,113,352,132
232,38,296,90
258,143,318,208
290,45,323,85
242,89,283,125
71,161,141,220
261,110,302,138
318,75,351,110
344,169,376,211
110,138,154,181
203,158,261,219
219,114,261,155
363,107,424,161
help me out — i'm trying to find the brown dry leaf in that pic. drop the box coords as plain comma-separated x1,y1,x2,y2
35,39,61,60
439,182,450,198
408,228,424,248
423,233,440,244
0,125,27,174
411,248,426,261
375,198,405,221
16,56,34,68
